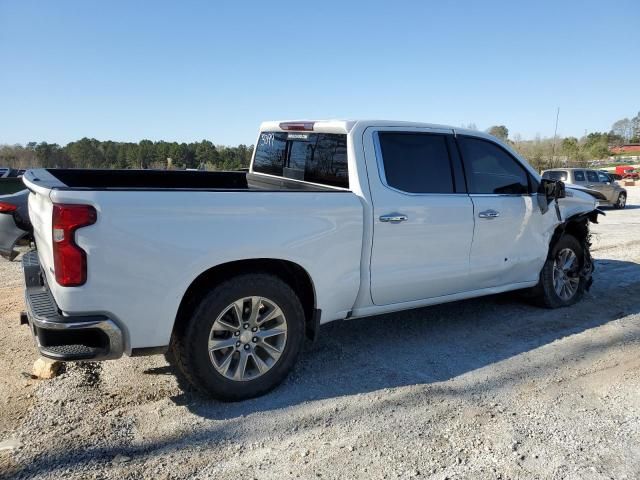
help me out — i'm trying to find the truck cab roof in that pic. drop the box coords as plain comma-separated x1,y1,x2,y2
259,119,492,136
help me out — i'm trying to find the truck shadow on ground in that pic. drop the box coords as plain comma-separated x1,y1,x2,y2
165,257,640,420
9,258,640,479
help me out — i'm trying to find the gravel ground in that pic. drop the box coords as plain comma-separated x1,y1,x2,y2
1,190,640,480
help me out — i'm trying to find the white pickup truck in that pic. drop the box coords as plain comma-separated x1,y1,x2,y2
21,120,601,400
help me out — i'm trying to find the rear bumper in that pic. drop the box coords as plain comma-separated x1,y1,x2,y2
22,251,124,361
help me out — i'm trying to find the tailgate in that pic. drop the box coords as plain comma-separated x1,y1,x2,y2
23,170,63,286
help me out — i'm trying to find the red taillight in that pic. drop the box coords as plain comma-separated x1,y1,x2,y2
279,121,314,131
52,204,97,287
0,202,17,213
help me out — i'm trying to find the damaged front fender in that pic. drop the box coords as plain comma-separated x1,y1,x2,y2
547,208,604,291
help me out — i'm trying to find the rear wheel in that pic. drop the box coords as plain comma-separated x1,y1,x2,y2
614,192,626,209
532,234,586,308
171,274,305,401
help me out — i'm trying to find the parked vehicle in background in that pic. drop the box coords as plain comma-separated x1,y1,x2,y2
614,165,639,179
600,170,622,181
21,120,601,401
0,190,32,260
542,168,627,209
0,177,28,195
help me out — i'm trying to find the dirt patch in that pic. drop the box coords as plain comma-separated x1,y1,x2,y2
1,191,640,479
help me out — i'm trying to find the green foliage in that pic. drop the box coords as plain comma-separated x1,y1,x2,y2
560,137,584,163
632,111,640,141
0,139,254,171
487,125,509,141
2,109,638,172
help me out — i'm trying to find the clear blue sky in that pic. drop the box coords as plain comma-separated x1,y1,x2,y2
1,0,638,146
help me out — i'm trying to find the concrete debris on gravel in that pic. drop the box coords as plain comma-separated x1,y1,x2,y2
1,189,640,479
31,358,62,380
0,438,21,452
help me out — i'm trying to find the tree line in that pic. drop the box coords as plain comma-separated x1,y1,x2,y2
0,138,253,171
1,110,638,172
485,110,640,170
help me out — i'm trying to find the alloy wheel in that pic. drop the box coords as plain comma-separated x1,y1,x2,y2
552,248,580,301
208,296,287,381
618,194,626,208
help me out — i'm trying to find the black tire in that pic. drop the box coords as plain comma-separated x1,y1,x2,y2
614,192,626,209
170,273,305,401
531,234,586,308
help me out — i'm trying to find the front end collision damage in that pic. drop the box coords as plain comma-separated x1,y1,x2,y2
537,178,602,291
547,208,604,291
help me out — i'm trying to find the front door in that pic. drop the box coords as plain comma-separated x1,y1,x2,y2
365,128,475,305
456,135,549,288
592,170,617,203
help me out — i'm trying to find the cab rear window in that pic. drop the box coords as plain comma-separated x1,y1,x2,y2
253,132,348,188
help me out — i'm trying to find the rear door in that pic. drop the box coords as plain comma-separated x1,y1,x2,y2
457,135,548,289
365,127,475,305
571,169,587,186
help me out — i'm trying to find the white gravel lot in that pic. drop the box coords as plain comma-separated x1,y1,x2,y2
1,189,640,480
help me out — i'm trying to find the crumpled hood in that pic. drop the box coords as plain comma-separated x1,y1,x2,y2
558,185,599,219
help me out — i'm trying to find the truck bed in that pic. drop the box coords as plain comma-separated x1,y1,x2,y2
26,169,338,192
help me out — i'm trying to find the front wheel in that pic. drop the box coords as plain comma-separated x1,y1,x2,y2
170,274,306,401
614,192,626,209
532,234,587,308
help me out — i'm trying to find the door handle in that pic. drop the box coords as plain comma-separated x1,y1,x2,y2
380,213,408,223
478,209,500,219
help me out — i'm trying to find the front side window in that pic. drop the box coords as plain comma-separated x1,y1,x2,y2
253,132,348,188
597,172,610,183
586,170,599,183
377,132,454,193
573,170,586,181
457,136,529,194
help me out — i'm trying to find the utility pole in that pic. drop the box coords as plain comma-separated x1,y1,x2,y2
551,107,560,163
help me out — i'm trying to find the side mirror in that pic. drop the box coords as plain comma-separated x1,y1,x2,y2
537,179,566,215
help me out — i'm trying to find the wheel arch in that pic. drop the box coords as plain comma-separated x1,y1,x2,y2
548,214,590,257
546,210,600,290
172,258,318,343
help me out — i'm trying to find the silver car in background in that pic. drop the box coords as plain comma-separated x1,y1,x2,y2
542,168,627,209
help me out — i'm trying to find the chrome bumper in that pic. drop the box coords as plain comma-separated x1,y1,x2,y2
22,251,124,361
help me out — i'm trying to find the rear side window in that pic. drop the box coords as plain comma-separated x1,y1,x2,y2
573,170,585,181
458,136,529,194
377,132,454,193
542,170,567,181
586,170,599,182
253,132,348,188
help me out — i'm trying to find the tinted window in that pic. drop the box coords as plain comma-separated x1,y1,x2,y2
542,170,567,181
253,132,287,176
253,132,348,188
586,170,599,182
597,172,610,183
573,170,585,181
458,137,529,194
377,132,454,193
